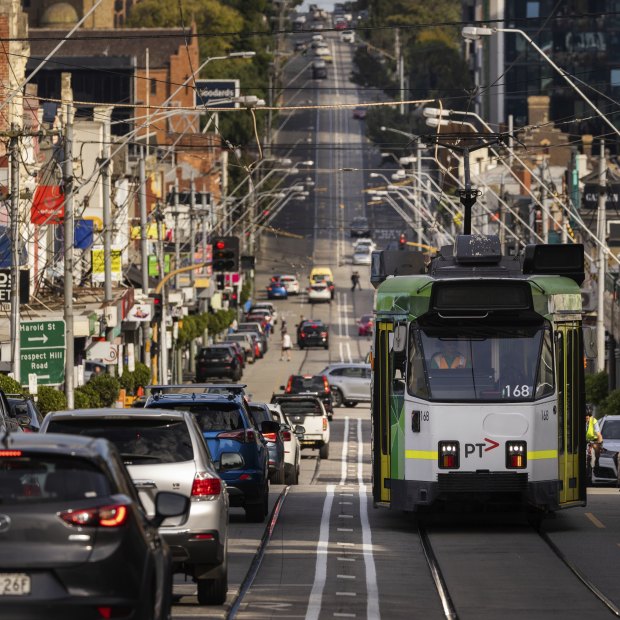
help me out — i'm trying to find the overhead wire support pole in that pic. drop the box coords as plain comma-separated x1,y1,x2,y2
190,175,196,288
597,140,607,373
63,104,75,409
9,126,20,383
139,147,149,294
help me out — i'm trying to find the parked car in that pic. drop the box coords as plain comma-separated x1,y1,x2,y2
353,245,372,265
40,408,229,605
592,414,620,485
281,374,334,419
221,340,247,369
245,309,271,327
238,322,269,353
298,320,329,349
271,394,330,459
144,391,272,522
196,344,243,382
267,281,288,299
350,216,371,238
319,363,372,407
0,432,188,618
6,394,43,432
267,404,303,485
358,314,374,337
248,403,285,485
308,282,332,303
225,332,256,363
341,29,355,43
251,302,278,324
280,274,300,295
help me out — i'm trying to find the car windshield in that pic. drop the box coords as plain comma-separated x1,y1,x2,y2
199,348,231,358
46,419,195,464
278,400,323,416
407,325,554,402
0,455,111,505
156,403,244,432
602,420,620,439
290,376,325,392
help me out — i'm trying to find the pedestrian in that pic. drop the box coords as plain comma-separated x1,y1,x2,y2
264,319,272,339
280,329,292,361
351,271,361,291
280,318,288,336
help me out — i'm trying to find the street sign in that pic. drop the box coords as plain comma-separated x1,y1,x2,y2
20,320,66,386
194,79,240,109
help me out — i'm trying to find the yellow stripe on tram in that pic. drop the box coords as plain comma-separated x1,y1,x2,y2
527,450,558,460
405,450,438,460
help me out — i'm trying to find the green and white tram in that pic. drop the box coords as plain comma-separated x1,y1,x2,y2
371,235,587,513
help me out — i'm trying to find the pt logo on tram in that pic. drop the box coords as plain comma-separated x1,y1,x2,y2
464,438,500,458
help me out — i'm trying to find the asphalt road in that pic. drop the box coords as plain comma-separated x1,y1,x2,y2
172,30,620,620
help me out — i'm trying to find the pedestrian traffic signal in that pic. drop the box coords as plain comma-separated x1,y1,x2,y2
216,273,225,290
212,236,240,272
399,233,407,249
230,286,239,308
149,293,163,321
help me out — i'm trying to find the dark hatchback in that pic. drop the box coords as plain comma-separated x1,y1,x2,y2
248,403,285,484
6,395,43,432
196,344,243,382
281,374,334,419
0,433,188,620
145,392,273,522
297,321,329,350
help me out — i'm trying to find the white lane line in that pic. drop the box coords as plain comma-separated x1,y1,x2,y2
338,557,356,562
336,592,357,597
304,484,335,620
337,542,355,547
338,528,353,532
340,416,350,485
341,292,348,338
337,575,356,580
333,614,356,618
338,515,354,519
345,341,353,363
358,418,380,619
339,341,344,363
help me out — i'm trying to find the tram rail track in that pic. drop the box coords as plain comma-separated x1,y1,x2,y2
418,520,620,620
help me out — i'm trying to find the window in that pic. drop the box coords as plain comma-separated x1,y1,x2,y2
611,69,620,88
150,79,157,95
526,1,540,18
343,367,364,378
47,419,195,463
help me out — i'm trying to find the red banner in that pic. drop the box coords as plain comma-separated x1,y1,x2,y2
31,185,64,225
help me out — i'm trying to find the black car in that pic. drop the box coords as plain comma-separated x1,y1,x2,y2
248,403,285,484
281,374,334,419
6,395,43,432
0,389,21,434
350,216,371,238
145,391,273,522
297,320,329,350
0,432,188,620
196,344,243,382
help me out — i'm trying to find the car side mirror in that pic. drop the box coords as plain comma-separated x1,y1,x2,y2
294,425,306,436
152,491,189,528
261,420,281,434
218,452,245,471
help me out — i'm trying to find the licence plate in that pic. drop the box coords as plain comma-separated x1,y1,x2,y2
0,574,31,596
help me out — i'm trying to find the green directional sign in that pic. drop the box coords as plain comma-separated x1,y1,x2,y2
20,320,66,386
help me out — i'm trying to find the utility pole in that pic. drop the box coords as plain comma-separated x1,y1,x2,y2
174,178,181,289
190,174,196,288
155,202,167,384
139,147,150,367
63,105,75,408
395,29,404,115
415,140,422,245
597,139,607,373
9,125,20,383
98,107,113,305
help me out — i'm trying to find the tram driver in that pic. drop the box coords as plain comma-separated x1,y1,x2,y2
430,340,468,369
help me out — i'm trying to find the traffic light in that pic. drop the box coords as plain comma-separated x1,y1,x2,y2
230,286,239,308
212,236,240,272
149,293,163,321
399,233,407,250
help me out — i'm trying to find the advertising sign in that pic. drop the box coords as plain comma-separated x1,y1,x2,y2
0,269,30,305
92,247,122,283
126,303,152,322
31,185,64,225
194,79,240,109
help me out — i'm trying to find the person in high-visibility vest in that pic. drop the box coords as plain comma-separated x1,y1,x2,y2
430,341,468,369
586,404,603,469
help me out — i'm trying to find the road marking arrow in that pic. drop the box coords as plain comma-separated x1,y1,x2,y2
484,437,500,452
28,334,48,344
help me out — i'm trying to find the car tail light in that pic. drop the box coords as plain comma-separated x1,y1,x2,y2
281,430,292,441
59,504,129,528
262,432,277,441
320,332,327,337
301,333,306,338
98,606,133,619
506,441,527,468
217,429,256,443
0,450,22,457
438,441,460,469
323,377,330,393
323,418,328,431
190,533,215,541
191,473,222,497
285,378,292,393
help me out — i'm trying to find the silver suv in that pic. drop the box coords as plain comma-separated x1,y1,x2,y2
320,363,371,407
40,408,229,605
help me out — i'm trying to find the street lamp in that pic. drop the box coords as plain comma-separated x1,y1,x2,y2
461,26,620,139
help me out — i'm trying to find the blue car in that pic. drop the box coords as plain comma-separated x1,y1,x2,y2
145,391,272,522
267,281,288,299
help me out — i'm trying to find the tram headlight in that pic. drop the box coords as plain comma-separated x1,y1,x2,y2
438,441,460,469
506,441,527,469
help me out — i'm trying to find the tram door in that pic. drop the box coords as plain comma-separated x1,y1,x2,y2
373,321,393,505
555,324,585,505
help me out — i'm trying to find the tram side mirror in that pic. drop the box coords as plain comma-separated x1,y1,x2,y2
583,326,597,359
392,324,407,353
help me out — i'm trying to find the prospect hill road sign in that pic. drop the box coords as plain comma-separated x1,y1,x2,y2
20,320,66,386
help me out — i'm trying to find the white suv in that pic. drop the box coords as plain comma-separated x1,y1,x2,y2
341,30,355,43
272,395,330,460
320,363,371,407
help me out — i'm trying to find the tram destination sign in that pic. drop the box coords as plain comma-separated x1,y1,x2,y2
19,320,66,386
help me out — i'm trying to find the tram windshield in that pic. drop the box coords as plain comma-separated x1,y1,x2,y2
407,325,554,402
